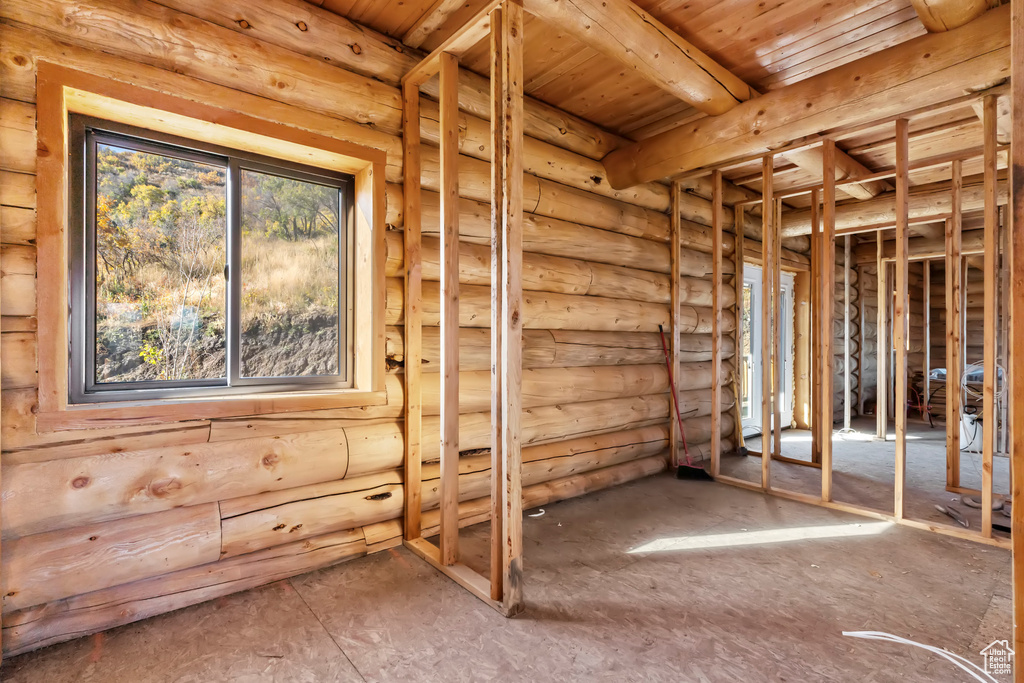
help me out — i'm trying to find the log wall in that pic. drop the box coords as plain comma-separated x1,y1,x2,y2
0,0,735,655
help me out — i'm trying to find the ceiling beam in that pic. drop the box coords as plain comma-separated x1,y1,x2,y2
601,4,1010,189
781,174,1008,237
522,0,884,198
521,0,754,116
909,0,991,32
402,0,466,49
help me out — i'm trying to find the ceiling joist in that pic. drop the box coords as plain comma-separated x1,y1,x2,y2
600,4,1011,189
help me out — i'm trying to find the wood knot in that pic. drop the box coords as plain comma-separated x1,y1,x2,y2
261,453,279,468
148,478,182,497
366,492,392,501
71,476,90,489
12,55,27,66
272,524,286,531
88,536,98,541
296,20,308,31
237,19,251,29
289,524,303,532
351,43,362,55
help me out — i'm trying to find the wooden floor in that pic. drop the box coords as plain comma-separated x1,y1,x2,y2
1,471,1010,682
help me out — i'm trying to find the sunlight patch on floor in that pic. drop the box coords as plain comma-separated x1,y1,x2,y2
628,521,894,554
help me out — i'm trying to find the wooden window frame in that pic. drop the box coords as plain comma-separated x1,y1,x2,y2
35,63,387,431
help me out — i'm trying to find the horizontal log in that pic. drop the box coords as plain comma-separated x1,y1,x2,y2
384,231,694,305
782,178,1008,236
151,0,623,160
0,98,35,174
418,98,668,212
0,170,35,209
1,524,371,657
347,392,731,476
2,331,35,389
855,228,986,262
1,503,221,612
1,454,672,657
420,146,669,242
2,430,350,538
2,244,35,317
385,279,735,334
3,0,404,134
221,424,679,558
0,205,35,244
219,470,403,558
385,327,735,372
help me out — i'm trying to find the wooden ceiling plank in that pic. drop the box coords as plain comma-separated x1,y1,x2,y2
602,5,1011,188
731,0,908,82
743,5,920,85
761,18,927,90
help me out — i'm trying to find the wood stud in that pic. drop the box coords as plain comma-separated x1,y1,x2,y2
821,141,836,502
711,171,723,477
981,94,997,538
893,118,909,521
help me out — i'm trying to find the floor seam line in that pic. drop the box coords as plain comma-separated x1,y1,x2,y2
289,577,368,682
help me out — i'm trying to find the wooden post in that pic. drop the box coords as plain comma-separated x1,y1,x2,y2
946,162,963,490
1011,0,1024,660
761,155,773,489
402,81,424,542
877,232,888,441
894,118,910,521
843,234,852,431
821,141,836,501
857,262,866,417
923,261,930,419
438,51,461,565
773,198,782,461
670,182,682,468
811,189,822,464
711,171,723,477
497,0,525,615
981,93,997,538
734,206,745,449
488,5,505,600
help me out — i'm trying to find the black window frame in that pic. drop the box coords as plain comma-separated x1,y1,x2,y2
69,115,355,404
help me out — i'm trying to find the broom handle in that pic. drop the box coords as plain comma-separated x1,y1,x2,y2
658,325,692,466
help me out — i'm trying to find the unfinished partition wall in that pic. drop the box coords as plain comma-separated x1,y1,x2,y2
702,88,1009,550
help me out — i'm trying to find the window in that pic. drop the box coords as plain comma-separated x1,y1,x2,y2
69,117,354,403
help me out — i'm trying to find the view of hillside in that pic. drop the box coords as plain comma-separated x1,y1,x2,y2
93,142,343,386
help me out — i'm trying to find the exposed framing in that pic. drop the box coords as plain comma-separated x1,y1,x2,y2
401,0,525,617
707,99,1009,550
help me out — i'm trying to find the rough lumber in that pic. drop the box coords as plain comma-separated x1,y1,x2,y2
1009,0,1023,660
603,6,1010,188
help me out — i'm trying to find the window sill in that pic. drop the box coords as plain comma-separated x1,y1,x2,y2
35,389,389,433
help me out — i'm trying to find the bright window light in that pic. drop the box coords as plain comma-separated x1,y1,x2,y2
628,521,894,554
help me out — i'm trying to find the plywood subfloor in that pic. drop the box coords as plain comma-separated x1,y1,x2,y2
722,416,1012,533
2,472,1009,681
